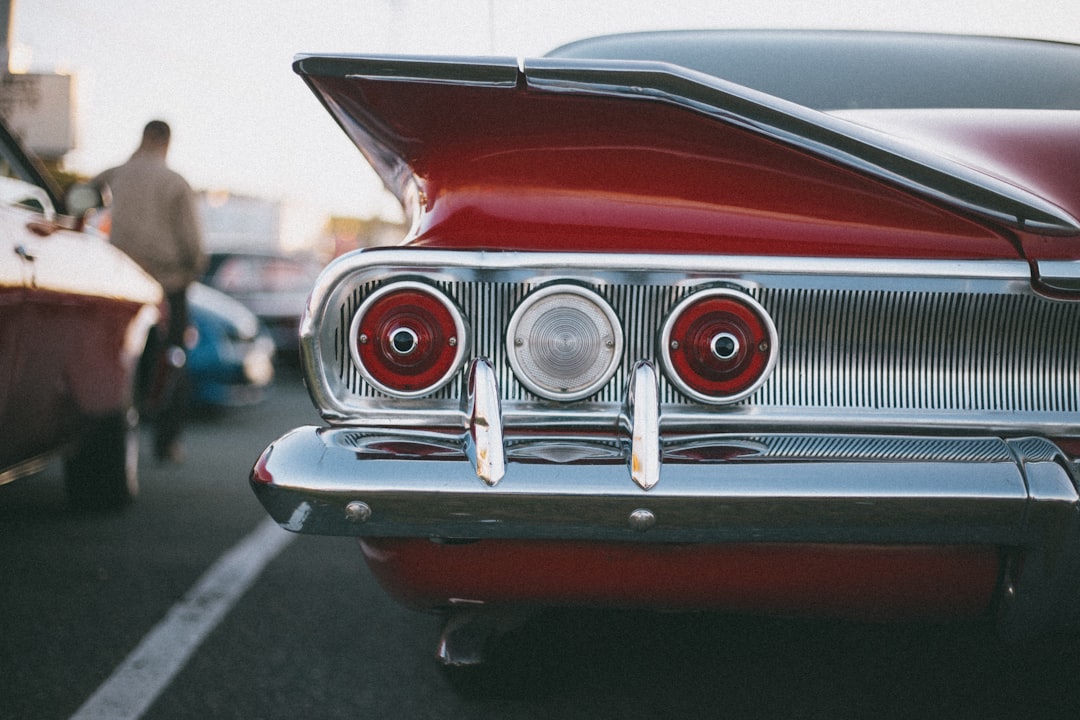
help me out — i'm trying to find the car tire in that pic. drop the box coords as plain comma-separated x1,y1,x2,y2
64,405,140,510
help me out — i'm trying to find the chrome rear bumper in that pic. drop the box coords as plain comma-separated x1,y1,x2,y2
251,424,1080,637
251,426,1076,546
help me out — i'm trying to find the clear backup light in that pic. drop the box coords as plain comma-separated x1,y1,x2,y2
349,281,467,398
660,287,777,404
507,284,623,401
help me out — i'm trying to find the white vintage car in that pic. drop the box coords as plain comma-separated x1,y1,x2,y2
0,119,161,509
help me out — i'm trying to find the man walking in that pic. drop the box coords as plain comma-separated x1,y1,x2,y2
95,120,205,462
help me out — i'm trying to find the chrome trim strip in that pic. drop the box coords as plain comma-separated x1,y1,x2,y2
1036,259,1080,292
252,426,1061,544
311,248,1032,282
293,54,521,87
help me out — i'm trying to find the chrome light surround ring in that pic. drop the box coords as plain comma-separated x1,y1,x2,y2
506,283,624,402
348,280,468,398
659,287,778,405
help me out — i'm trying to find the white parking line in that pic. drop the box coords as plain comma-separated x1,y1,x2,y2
69,517,294,720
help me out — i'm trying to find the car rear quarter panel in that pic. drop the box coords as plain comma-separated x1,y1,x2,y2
834,108,1080,262
309,73,1023,259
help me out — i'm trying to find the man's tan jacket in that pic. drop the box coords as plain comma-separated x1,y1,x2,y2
95,151,205,293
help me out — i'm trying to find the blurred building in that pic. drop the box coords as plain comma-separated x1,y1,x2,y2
0,71,73,161
0,1,74,164
198,191,407,260
323,215,407,257
198,190,282,253
0,1,403,259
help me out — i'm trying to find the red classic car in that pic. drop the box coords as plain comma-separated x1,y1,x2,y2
0,119,162,509
250,30,1080,671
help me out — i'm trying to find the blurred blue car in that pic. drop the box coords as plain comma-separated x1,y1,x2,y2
201,252,320,364
187,282,275,407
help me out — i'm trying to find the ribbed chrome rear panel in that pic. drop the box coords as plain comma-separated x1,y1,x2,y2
307,251,1080,433
758,288,1079,413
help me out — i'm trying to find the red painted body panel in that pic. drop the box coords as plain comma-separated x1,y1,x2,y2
360,538,1000,620
1,213,160,475
308,76,1021,259
1,290,145,470
836,109,1080,262
836,110,1080,229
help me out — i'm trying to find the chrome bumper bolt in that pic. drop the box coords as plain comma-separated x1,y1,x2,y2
345,501,372,523
628,508,656,532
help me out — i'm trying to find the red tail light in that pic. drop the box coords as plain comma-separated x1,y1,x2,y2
660,288,777,404
349,281,467,397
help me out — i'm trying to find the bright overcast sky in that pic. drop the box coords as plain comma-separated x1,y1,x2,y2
12,0,1080,244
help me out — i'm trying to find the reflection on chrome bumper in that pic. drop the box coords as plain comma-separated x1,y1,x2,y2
251,426,1075,546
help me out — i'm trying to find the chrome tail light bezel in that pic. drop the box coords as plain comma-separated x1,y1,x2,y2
347,280,468,398
505,283,624,402
659,286,779,405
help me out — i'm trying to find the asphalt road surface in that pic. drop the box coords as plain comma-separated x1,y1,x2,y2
4,371,1080,719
